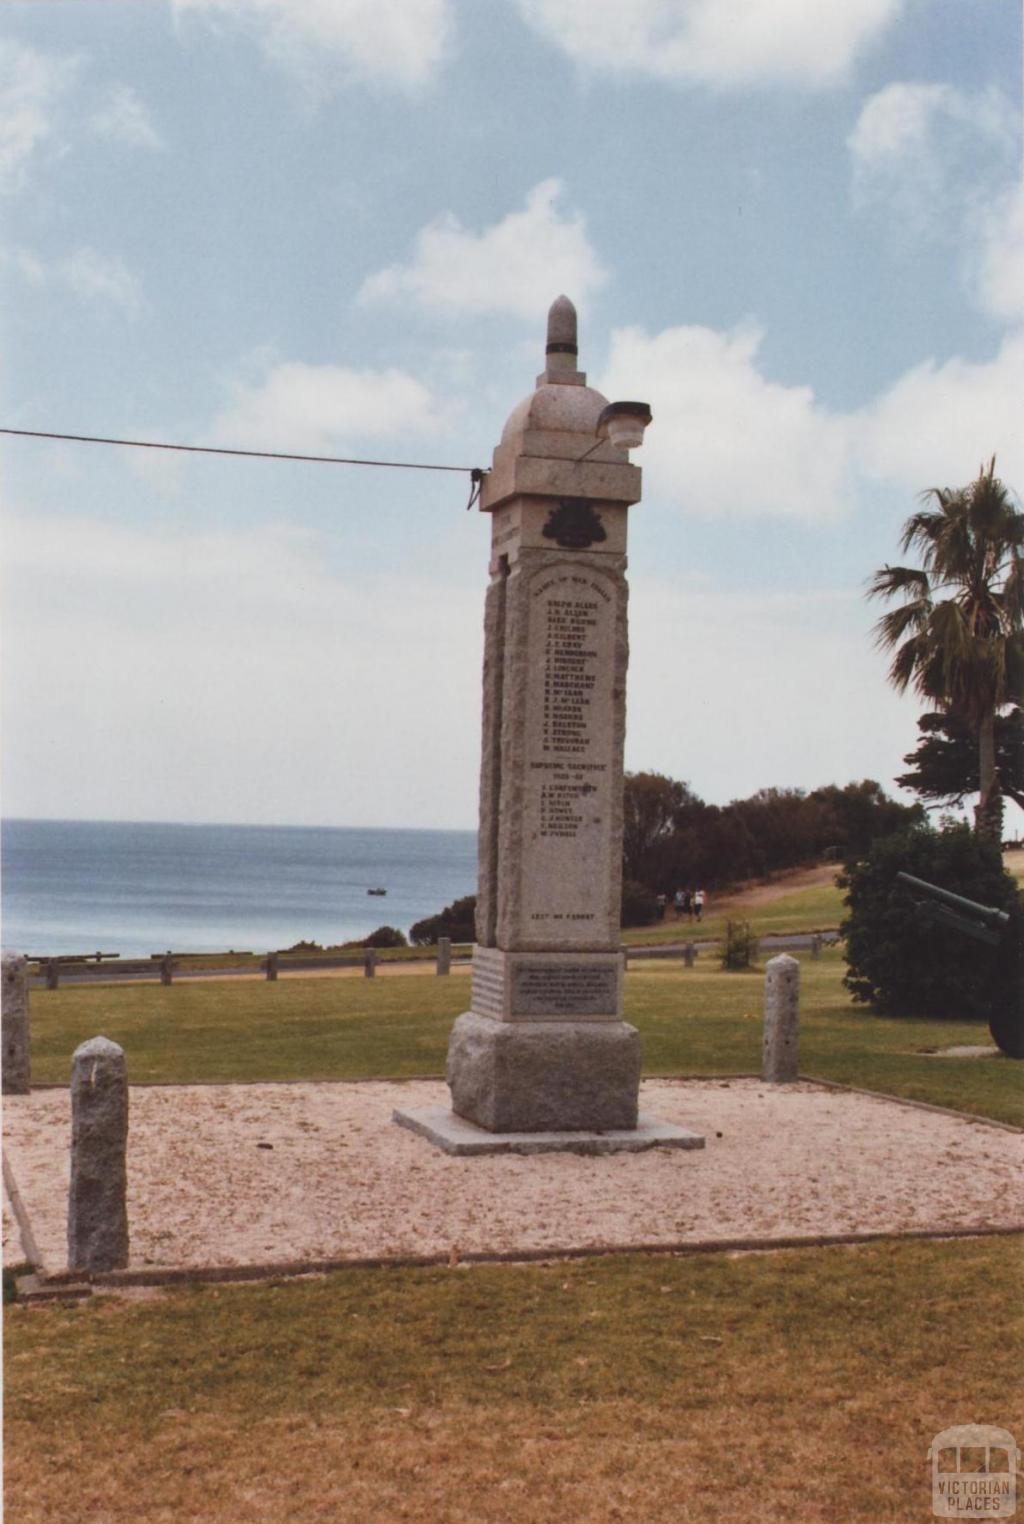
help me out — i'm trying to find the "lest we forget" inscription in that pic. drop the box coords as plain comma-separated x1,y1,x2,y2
511,962,619,1016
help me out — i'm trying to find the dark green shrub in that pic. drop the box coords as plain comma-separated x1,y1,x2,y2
621,878,661,928
3,1264,29,1303
410,894,477,946
721,919,758,970
988,905,1024,1056
360,925,408,949
840,824,1020,1021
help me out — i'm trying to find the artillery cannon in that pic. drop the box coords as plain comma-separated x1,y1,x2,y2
897,872,1023,1058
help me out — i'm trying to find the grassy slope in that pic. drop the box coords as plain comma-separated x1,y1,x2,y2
25,949,1023,1124
621,878,846,946
6,1239,1023,1523
623,847,1024,948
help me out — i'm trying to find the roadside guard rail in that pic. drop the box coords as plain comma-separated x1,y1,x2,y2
27,946,473,986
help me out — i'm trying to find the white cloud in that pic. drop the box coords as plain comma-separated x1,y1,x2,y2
627,575,923,803
359,179,607,319
599,322,854,520
849,81,1014,171
1,244,46,284
0,38,77,193
973,181,1024,325
848,82,1016,230
597,311,1024,520
516,0,902,89
209,359,445,451
62,247,144,314
2,512,481,827
850,81,944,167
89,84,162,149
857,330,1024,493
2,244,144,315
172,0,451,90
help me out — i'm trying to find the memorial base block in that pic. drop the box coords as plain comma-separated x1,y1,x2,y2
393,1105,705,1157
446,1011,640,1133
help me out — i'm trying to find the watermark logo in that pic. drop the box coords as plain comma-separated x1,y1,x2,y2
929,1425,1019,1518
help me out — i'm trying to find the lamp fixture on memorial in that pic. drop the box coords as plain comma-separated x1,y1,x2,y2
576,400,653,462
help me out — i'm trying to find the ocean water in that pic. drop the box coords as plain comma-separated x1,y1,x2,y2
1,819,477,957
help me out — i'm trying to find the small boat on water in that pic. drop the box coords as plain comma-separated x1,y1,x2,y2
367,887,387,896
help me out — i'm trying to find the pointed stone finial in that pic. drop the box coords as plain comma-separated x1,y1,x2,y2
546,295,577,357
539,295,585,387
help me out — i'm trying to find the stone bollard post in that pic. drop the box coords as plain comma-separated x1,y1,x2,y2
68,1036,129,1272
683,942,697,969
46,958,60,990
160,955,173,987
810,934,822,961
436,937,451,976
266,952,279,982
364,949,377,978
762,954,800,1083
2,952,31,1094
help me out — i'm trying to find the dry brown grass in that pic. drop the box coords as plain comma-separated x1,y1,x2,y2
1,1400,975,1523
6,1238,1023,1523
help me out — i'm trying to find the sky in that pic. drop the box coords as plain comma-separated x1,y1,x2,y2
1,0,1022,832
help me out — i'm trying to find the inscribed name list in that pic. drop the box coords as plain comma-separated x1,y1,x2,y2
521,567,617,943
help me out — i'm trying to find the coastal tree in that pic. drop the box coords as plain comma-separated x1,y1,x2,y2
808,779,924,858
896,708,1024,815
409,894,476,946
621,771,700,883
868,458,1024,842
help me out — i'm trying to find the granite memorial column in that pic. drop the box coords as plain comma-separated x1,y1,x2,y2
447,296,645,1133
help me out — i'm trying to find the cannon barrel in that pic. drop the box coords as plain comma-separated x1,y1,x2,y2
896,872,1011,929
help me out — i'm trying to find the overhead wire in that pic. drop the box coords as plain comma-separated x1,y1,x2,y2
0,426,485,478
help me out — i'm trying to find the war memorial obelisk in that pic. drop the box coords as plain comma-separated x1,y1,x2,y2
396,297,703,1154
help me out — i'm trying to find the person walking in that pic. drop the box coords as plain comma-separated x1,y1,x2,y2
694,887,706,922
673,888,685,919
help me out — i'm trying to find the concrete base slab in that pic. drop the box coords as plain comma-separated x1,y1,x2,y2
392,1105,705,1157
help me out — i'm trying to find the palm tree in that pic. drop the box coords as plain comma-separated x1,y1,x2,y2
869,458,1024,840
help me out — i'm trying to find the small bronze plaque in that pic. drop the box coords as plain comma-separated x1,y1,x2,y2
511,962,619,1016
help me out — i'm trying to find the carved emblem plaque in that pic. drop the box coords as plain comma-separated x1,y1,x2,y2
542,499,607,550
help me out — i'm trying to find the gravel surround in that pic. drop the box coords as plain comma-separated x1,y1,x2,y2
3,1077,1021,1279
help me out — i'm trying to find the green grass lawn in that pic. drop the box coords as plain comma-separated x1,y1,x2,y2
10,897,1023,1521
5,1237,1022,1523
25,949,1023,1124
